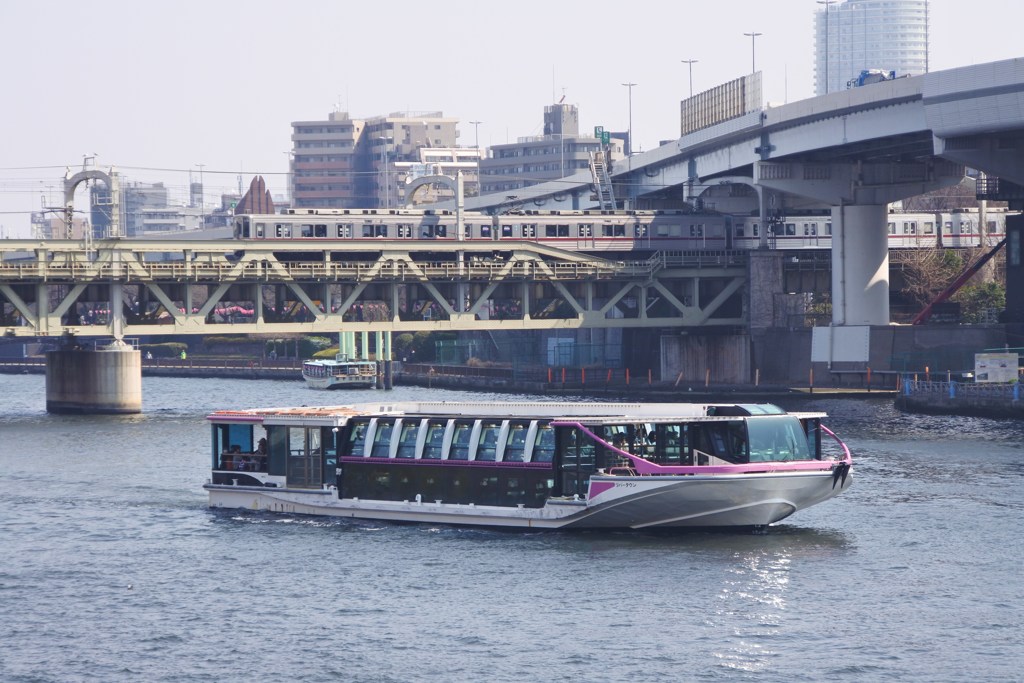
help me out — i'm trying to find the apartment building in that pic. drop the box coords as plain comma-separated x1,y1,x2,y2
478,103,623,196
290,111,459,209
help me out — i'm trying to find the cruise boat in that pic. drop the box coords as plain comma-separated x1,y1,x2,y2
301,354,378,389
204,401,852,529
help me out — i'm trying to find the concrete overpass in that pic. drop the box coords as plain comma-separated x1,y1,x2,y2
459,57,1024,338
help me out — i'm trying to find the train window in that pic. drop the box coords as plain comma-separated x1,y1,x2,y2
397,224,411,238
481,224,491,238
275,224,292,238
603,224,625,237
825,223,832,235
907,222,917,235
501,224,513,237
463,223,472,238
634,223,647,237
314,224,328,237
753,223,759,237
545,225,557,237
337,224,352,238
888,222,896,234
803,223,810,236
735,225,745,238
689,225,696,237
578,224,591,238
961,221,974,233
300,224,314,237
987,221,997,231
944,221,952,231
375,225,387,238
656,224,671,237
255,223,265,238
362,224,374,238
557,224,569,237
523,224,537,238
436,225,447,238
785,223,796,236
420,224,434,239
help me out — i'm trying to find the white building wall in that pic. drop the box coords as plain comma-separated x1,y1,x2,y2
814,0,929,96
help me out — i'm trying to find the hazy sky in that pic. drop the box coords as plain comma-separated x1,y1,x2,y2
2,0,1022,237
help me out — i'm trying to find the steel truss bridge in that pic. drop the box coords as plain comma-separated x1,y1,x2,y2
0,239,746,339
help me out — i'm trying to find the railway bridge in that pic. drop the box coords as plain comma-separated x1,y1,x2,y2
0,237,747,412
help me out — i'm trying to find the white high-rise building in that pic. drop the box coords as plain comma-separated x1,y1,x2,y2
814,0,929,96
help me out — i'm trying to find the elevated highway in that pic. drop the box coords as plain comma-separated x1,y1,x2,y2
460,57,1024,336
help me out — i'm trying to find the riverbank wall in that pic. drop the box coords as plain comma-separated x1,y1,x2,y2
895,379,1023,418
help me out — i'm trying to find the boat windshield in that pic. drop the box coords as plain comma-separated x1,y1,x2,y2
746,416,812,462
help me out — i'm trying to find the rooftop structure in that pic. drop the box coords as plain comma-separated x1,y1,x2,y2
479,103,624,196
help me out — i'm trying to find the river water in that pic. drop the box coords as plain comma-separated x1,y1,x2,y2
0,374,1021,682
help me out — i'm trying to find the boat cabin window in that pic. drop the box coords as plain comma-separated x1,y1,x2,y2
692,421,747,464
347,419,370,457
213,422,270,471
803,418,822,459
450,422,473,460
746,416,810,462
531,425,555,462
371,420,394,458
476,421,502,461
660,424,682,464
421,420,446,459
504,422,529,462
396,420,420,459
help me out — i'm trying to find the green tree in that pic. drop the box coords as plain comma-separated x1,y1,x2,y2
953,281,1006,323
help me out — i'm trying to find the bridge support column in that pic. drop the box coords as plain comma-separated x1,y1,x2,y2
46,341,141,414
831,204,889,326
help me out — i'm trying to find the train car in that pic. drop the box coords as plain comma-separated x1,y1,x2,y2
231,207,1008,255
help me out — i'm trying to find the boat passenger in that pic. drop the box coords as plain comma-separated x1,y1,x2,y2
256,438,267,455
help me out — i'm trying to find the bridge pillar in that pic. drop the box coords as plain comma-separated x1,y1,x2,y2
831,204,889,326
45,341,142,414
756,159,963,326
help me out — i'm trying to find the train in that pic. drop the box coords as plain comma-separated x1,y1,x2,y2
232,207,1009,254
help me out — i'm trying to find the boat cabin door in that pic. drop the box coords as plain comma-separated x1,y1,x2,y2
557,427,595,499
286,426,323,489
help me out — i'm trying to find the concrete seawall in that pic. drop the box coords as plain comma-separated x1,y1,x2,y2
896,380,1023,419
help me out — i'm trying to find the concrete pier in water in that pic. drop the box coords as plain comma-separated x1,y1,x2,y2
45,342,142,414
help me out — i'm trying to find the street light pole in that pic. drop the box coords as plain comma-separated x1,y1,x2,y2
817,1,836,93
621,82,636,156
743,32,762,73
197,163,205,228
681,59,698,98
469,120,482,150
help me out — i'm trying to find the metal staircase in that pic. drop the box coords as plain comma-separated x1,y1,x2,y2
590,152,616,210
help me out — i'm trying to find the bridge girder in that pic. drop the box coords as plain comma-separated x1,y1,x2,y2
0,240,747,338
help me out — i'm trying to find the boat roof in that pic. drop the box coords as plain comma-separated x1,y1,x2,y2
207,401,826,426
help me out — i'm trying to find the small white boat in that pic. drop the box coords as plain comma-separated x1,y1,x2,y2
301,354,378,389
204,401,852,530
